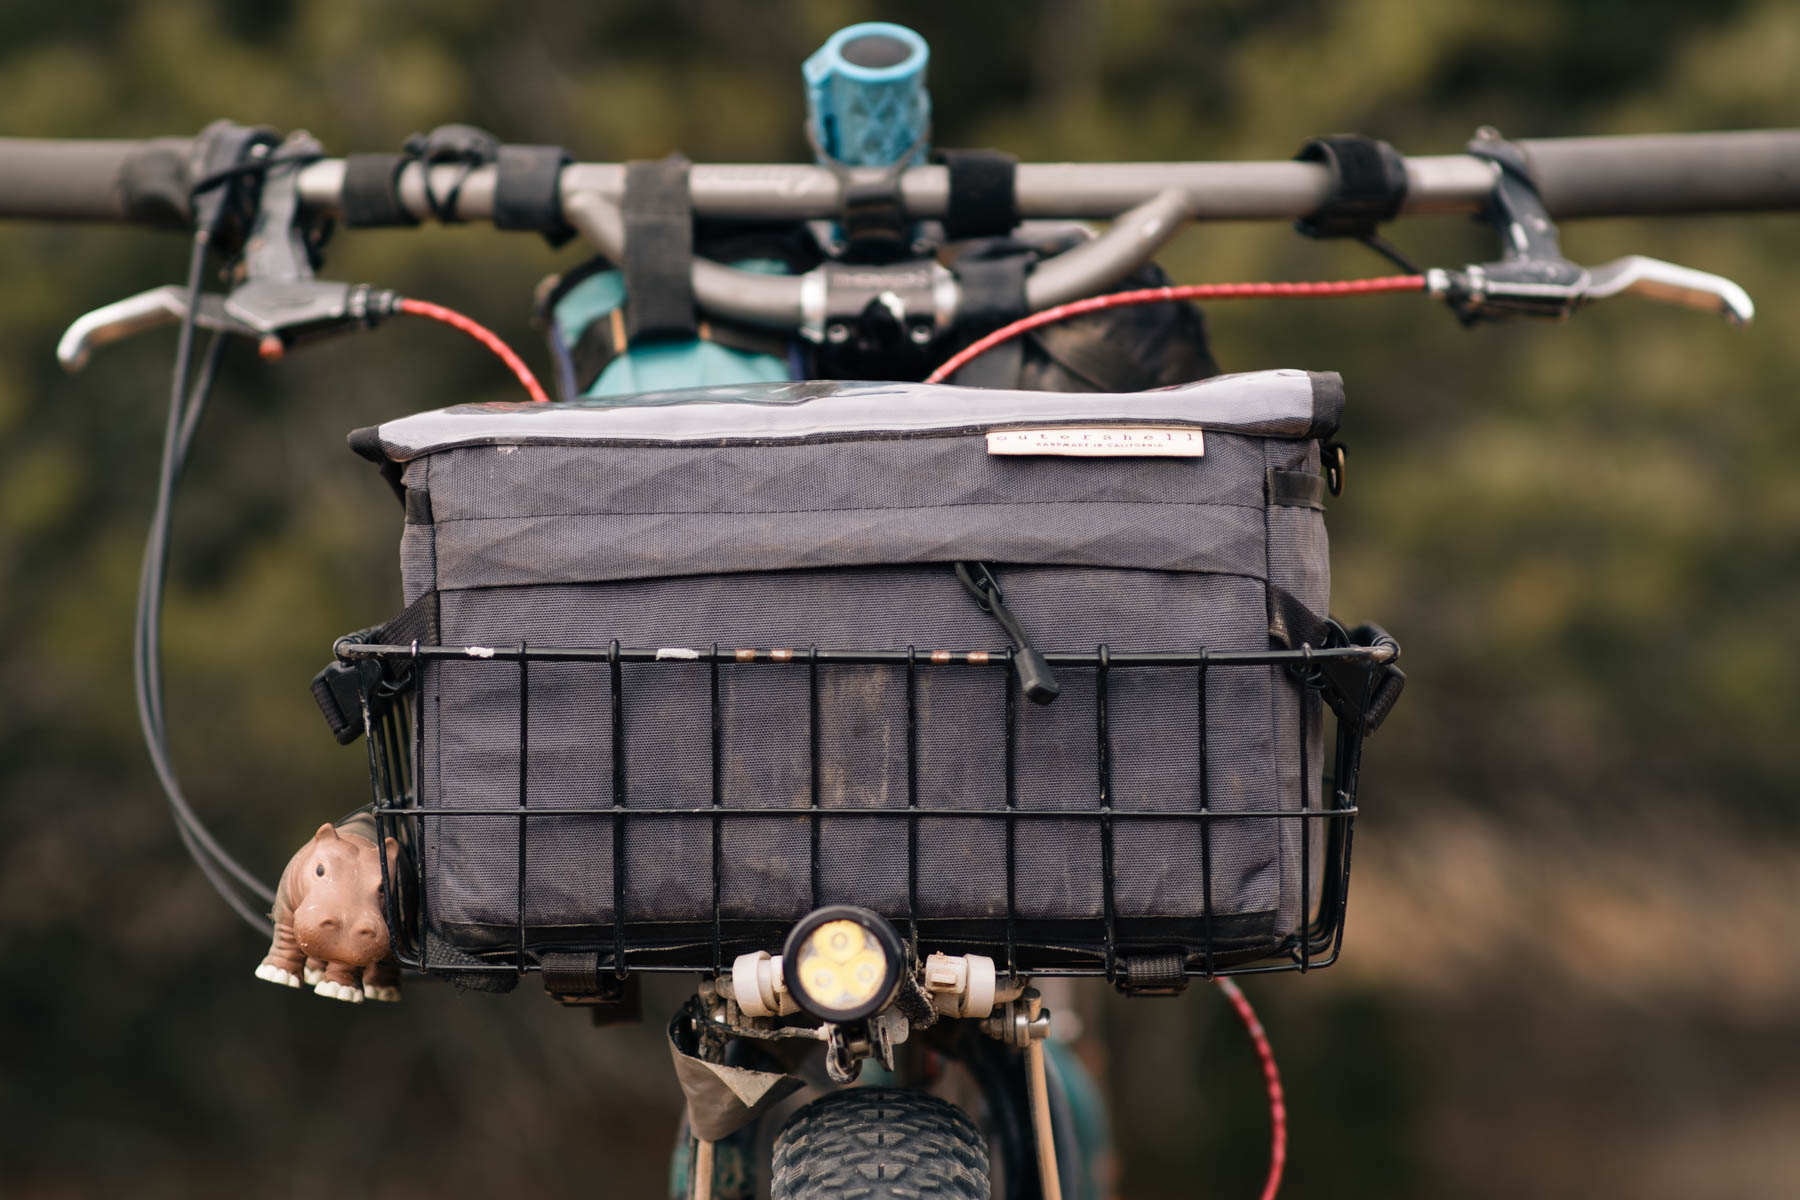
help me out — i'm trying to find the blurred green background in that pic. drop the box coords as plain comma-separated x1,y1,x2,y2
2,1,1797,1196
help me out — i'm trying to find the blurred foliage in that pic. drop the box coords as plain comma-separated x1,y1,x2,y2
1,2,1797,1197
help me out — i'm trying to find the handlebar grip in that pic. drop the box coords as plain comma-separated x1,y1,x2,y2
0,136,199,226
1517,130,1800,217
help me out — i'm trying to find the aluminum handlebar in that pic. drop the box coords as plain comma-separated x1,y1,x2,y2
1,129,1795,332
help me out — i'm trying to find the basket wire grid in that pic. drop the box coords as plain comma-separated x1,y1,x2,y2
347,640,1387,986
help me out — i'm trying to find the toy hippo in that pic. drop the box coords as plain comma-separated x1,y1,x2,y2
254,811,402,1003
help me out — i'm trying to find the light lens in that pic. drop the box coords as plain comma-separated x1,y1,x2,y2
782,906,902,1022
796,919,887,1014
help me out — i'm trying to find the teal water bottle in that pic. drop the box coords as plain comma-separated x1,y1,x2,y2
803,22,931,167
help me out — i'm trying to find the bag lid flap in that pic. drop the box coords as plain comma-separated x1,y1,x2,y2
360,369,1344,463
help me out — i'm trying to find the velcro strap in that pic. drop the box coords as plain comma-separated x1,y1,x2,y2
1268,586,1336,652
840,176,909,262
376,589,440,648
341,153,418,227
937,149,1018,238
947,248,1030,387
1294,134,1408,239
403,487,433,524
540,951,601,998
623,156,696,339
495,144,574,246
1266,467,1327,510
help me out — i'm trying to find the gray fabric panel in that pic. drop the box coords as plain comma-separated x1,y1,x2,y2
427,431,1267,522
376,369,1335,459
398,457,435,607
431,503,1268,590
422,430,1270,588
421,568,1293,938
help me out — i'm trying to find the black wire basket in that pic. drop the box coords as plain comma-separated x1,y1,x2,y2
343,629,1400,991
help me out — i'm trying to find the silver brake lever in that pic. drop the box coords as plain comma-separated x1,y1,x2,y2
57,285,245,373
1581,254,1754,326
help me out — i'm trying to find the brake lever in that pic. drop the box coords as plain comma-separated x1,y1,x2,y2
1581,254,1754,325
1426,254,1753,327
57,280,400,372
58,285,240,372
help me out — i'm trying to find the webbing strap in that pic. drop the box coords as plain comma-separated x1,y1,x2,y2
341,153,418,227
623,155,697,340
310,590,440,746
1266,467,1327,510
1294,134,1408,239
947,248,1030,386
936,149,1019,238
495,143,574,246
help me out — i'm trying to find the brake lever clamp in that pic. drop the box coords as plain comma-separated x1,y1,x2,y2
58,130,401,371
1428,126,1753,327
1428,127,1589,324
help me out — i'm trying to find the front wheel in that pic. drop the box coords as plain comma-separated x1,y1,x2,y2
771,1088,990,1200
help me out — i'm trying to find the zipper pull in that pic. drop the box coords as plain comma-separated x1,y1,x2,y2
954,562,1061,705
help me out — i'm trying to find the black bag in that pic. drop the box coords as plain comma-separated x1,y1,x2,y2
348,370,1363,980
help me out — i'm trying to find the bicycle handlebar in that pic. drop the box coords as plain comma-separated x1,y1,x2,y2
1,129,1796,226
3,128,1794,338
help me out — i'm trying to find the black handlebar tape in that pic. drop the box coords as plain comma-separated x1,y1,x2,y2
1517,130,1800,218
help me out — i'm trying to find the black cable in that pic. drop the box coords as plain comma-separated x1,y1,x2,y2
137,329,226,747
1356,232,1423,275
175,332,225,467
187,152,323,200
133,231,276,932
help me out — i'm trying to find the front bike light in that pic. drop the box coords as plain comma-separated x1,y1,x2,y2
781,905,904,1023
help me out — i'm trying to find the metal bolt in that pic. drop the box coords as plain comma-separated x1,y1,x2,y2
908,324,933,346
826,323,850,344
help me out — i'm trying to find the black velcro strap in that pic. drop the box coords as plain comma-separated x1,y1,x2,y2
840,175,909,262
376,589,440,648
540,951,602,999
948,248,1030,387
342,154,418,227
622,155,696,340
1266,467,1327,510
1294,134,1408,239
1268,587,1337,652
495,144,574,246
403,487,433,524
937,149,1018,239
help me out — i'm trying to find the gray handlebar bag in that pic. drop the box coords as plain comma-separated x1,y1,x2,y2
365,369,1342,966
